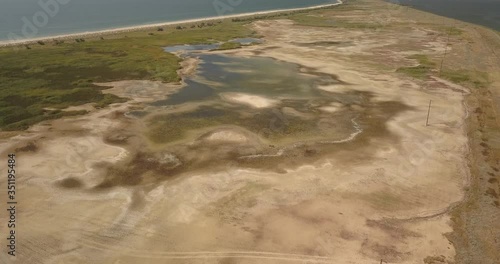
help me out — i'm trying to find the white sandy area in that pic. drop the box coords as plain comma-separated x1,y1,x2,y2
221,92,279,108
319,102,344,113
205,130,249,143
318,84,353,93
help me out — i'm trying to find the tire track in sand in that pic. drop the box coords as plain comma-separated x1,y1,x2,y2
75,236,335,263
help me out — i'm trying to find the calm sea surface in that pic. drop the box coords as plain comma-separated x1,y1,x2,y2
1,0,497,42
396,0,500,31
0,0,337,41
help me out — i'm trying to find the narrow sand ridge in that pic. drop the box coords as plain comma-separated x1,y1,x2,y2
0,1,343,47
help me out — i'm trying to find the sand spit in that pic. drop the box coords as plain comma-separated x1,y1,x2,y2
0,1,343,48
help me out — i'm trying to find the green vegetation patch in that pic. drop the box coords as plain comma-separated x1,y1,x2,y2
0,20,255,130
442,26,464,36
396,54,489,88
288,2,383,30
215,42,242,50
289,13,383,29
147,105,318,144
288,13,336,27
440,69,489,88
396,54,436,79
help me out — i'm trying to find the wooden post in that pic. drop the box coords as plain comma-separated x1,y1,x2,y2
426,100,432,126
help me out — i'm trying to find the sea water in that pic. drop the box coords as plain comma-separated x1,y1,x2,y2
0,0,338,41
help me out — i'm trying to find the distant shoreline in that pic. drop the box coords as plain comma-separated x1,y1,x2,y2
394,0,500,32
0,1,343,48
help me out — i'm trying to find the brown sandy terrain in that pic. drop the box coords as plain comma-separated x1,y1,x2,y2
0,0,499,263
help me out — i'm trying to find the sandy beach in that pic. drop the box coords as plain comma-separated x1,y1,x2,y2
0,1,342,47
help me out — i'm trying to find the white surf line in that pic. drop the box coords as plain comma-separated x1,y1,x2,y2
0,1,343,47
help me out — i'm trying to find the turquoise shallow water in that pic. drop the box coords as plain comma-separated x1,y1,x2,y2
0,0,337,41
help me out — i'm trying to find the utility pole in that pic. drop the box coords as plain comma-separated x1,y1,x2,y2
426,100,432,126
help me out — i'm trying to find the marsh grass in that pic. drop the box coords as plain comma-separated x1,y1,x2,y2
396,54,436,79
443,26,464,36
440,69,489,88
215,42,242,50
396,54,489,88
288,1,384,30
289,12,383,29
0,21,254,130
147,105,319,144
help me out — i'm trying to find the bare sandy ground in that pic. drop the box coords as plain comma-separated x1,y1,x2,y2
220,93,279,108
1,0,495,263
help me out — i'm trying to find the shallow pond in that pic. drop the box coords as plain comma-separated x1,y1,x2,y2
99,43,410,187
152,53,339,106
144,43,370,145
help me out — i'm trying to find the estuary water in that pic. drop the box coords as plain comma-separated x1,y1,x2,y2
0,0,338,41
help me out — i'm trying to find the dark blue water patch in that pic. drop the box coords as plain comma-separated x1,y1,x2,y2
391,0,500,31
230,38,264,45
150,79,215,106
